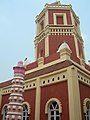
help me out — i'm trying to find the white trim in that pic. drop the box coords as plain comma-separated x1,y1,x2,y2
44,10,48,27
18,106,22,110
10,93,22,96
23,102,31,114
12,84,23,88
12,115,15,118
7,112,22,115
83,98,90,113
9,102,22,106
53,13,67,25
73,35,79,58
16,79,19,82
14,76,24,79
12,105,16,109
45,98,62,114
48,102,60,120
18,116,22,119
20,80,24,83
2,105,8,120
45,35,49,57
22,104,29,120
70,10,75,25
15,88,19,91
2,104,8,114
13,96,17,99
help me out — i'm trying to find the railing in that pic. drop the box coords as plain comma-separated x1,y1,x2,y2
35,25,82,42
35,29,45,42
48,4,71,9
50,26,73,36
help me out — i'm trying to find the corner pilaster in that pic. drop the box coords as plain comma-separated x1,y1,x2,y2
0,89,2,108
67,66,82,120
45,34,49,57
34,39,38,60
35,78,41,120
73,35,79,58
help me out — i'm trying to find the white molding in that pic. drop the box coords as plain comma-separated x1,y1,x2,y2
44,10,48,27
2,104,8,114
53,13,67,25
23,102,31,114
7,112,22,115
83,98,90,113
45,35,49,57
70,11,75,25
45,98,62,114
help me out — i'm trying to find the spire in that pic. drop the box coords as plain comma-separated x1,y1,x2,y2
6,61,25,120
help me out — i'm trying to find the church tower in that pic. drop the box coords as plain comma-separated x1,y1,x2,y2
35,1,85,67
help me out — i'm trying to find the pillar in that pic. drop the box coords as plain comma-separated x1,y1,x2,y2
6,61,25,120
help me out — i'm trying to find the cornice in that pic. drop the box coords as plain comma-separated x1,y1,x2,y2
36,3,79,24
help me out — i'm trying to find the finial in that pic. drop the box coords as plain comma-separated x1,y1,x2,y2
17,61,23,67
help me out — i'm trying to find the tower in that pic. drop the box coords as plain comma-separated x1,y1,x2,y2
6,61,25,120
35,1,85,67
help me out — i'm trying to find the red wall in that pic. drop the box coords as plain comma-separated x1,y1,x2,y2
40,81,69,120
57,16,64,24
37,39,45,58
0,94,10,120
49,35,80,64
23,89,36,120
44,52,59,64
48,9,72,25
79,82,90,120
26,61,38,71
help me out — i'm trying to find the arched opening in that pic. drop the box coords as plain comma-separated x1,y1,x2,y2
85,101,90,120
48,101,60,120
22,104,29,120
45,98,62,120
2,105,8,120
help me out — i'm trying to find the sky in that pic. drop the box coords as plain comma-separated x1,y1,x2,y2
0,0,90,83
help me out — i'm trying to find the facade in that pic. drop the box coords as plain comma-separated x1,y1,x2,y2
0,1,90,120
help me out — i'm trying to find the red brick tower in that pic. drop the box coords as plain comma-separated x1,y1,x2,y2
6,61,25,120
35,1,85,66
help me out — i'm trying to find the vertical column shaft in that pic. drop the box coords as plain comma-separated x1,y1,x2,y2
35,78,41,120
6,61,25,120
67,66,82,120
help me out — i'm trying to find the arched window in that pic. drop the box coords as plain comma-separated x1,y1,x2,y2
83,98,90,120
22,104,29,120
45,98,62,120
3,106,8,120
85,101,90,120
49,101,60,120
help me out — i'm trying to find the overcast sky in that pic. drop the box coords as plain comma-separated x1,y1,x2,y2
0,0,90,83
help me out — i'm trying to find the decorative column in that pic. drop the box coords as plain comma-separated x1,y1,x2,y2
6,61,25,120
